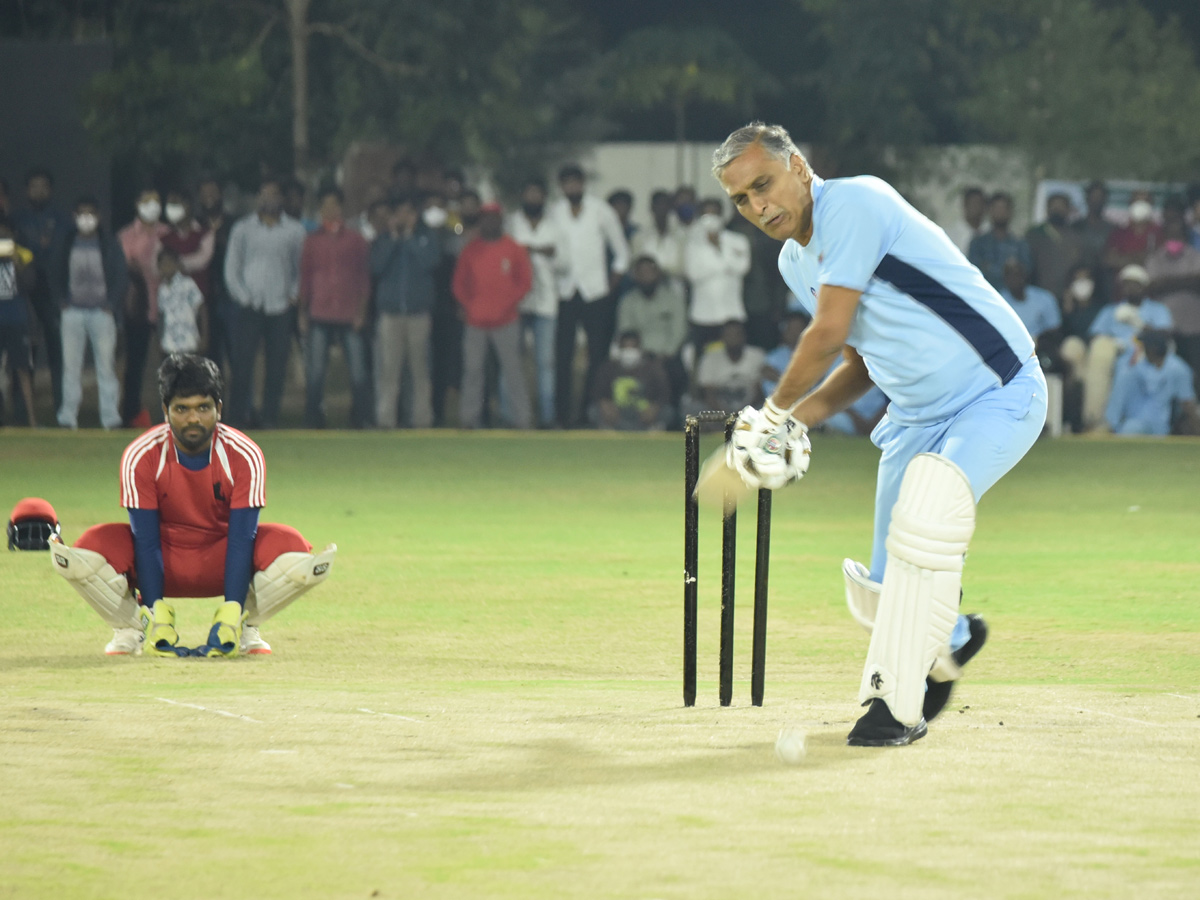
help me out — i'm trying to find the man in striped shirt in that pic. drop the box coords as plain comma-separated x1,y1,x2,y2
50,354,336,657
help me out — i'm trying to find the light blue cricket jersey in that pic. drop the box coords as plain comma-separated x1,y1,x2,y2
779,175,1035,426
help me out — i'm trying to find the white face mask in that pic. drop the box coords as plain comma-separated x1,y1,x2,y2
697,213,723,234
165,203,187,224
423,206,448,228
1071,277,1094,301
75,213,98,235
1128,199,1153,223
138,200,161,223
617,347,642,368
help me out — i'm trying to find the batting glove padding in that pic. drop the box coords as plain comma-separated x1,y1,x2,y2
727,405,811,491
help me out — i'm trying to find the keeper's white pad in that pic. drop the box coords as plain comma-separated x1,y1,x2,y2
843,559,880,634
859,454,975,726
244,544,336,626
49,540,142,629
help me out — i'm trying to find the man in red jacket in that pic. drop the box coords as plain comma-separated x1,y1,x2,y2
451,202,534,428
299,187,371,428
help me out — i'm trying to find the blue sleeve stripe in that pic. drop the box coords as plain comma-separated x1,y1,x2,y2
874,254,1023,385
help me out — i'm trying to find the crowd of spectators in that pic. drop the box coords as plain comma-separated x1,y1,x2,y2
950,181,1200,435
1,162,1198,437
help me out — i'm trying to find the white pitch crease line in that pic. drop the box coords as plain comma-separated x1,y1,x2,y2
1079,707,1159,728
1166,693,1195,701
157,697,262,723
358,707,423,723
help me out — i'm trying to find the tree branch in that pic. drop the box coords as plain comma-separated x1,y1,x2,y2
307,21,421,78
245,13,279,57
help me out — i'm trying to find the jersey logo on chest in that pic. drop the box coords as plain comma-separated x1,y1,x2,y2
213,482,227,503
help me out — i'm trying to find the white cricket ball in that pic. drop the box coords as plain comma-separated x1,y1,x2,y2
775,726,807,765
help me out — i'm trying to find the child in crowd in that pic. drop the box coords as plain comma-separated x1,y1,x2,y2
156,247,205,355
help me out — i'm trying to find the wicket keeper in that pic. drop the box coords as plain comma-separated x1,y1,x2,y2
50,353,336,657
714,123,1046,746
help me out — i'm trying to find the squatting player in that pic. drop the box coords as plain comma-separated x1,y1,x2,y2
50,353,336,657
714,123,1046,746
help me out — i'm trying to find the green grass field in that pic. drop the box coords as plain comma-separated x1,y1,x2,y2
1,429,1198,899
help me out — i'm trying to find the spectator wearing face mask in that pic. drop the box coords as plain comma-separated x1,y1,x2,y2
118,186,170,426
161,189,214,305
588,330,671,431
1146,195,1200,385
51,197,127,429
1068,264,1173,430
683,198,751,354
1104,190,1161,272
1055,264,1102,432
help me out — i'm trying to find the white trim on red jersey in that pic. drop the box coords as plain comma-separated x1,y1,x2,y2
119,424,170,508
119,422,266,510
214,424,267,508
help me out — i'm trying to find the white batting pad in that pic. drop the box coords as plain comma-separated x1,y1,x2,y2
843,559,881,634
244,544,336,626
49,540,143,629
859,454,976,726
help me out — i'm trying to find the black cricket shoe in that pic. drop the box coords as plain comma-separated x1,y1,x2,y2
846,698,928,747
922,614,989,722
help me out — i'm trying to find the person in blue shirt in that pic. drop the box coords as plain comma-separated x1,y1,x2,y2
968,192,1033,291
1078,264,1173,429
1000,259,1061,344
1106,330,1199,435
762,308,887,436
714,122,1045,747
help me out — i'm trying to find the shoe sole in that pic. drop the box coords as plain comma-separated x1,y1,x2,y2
847,718,928,747
243,647,272,655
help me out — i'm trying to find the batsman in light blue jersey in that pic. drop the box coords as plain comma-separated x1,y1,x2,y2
715,123,1047,747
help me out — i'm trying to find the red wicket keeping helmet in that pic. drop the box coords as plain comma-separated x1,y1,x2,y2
8,497,61,551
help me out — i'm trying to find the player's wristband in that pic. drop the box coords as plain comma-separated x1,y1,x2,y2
762,397,795,428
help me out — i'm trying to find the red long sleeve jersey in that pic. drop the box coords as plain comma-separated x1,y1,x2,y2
119,423,265,548
451,235,533,328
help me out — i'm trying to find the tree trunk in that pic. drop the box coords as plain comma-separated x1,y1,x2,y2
286,0,311,180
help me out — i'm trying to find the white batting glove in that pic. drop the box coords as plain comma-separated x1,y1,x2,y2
726,402,811,491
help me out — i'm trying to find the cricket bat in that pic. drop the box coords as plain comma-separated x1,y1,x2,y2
693,445,753,514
